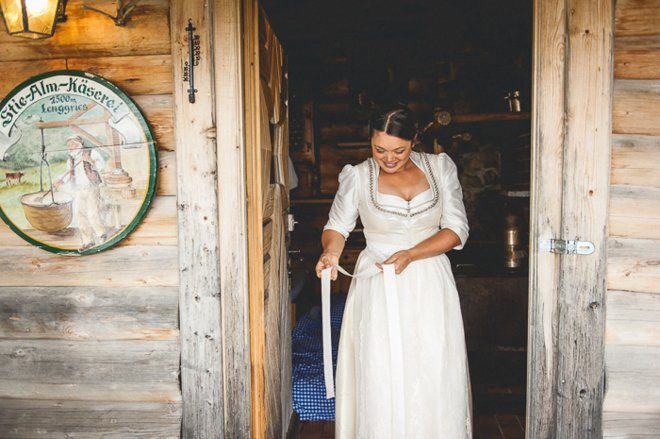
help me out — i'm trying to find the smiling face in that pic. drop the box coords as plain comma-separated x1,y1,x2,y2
371,129,413,174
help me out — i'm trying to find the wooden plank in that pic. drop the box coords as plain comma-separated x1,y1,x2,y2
0,339,181,402
0,60,68,97
0,286,178,340
0,195,177,246
607,237,660,294
615,36,660,79
555,1,613,437
170,0,224,437
526,0,567,436
67,55,173,95
0,399,181,439
609,185,660,240
0,245,178,287
157,150,177,196
603,345,660,413
603,411,660,438
213,0,252,435
0,0,171,61
244,0,267,437
614,0,660,38
264,184,283,439
605,290,660,346
613,79,660,136
132,94,175,151
611,134,660,187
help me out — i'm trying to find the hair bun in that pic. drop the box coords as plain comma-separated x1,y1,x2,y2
368,104,418,141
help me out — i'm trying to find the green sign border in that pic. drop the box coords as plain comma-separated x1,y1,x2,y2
0,70,158,256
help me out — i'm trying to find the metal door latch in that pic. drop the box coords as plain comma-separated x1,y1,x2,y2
539,239,595,255
286,214,298,232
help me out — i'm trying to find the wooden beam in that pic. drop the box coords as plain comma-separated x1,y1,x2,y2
529,1,613,437
555,1,613,437
0,339,181,401
0,399,181,437
170,0,224,437
607,237,660,294
244,0,267,436
0,245,178,287
612,79,660,136
527,0,566,436
0,286,179,341
0,0,171,62
610,134,660,188
213,0,252,436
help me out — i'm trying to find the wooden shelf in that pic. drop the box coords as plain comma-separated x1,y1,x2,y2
451,112,531,123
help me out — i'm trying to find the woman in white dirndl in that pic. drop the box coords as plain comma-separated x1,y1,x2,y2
315,106,473,438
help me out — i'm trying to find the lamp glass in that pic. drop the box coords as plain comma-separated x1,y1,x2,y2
1,0,59,38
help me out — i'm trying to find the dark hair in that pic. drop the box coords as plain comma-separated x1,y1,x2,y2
368,105,418,142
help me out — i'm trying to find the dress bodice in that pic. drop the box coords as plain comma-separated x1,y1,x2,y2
323,151,469,255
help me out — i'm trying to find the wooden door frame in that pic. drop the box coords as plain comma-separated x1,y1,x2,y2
527,0,613,437
172,0,252,437
243,0,268,437
237,0,616,438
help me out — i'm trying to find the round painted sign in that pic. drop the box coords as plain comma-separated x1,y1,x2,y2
0,70,157,255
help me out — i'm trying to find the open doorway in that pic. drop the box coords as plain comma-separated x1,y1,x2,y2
263,0,533,436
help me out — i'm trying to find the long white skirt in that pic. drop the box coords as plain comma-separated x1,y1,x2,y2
334,243,473,438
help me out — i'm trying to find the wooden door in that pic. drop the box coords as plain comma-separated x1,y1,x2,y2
244,1,293,437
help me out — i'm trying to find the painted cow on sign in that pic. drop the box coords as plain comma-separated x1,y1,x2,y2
4,172,25,186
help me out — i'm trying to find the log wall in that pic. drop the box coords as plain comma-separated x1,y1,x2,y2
0,1,181,436
603,0,660,436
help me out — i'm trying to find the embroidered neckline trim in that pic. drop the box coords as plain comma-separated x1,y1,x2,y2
367,152,440,218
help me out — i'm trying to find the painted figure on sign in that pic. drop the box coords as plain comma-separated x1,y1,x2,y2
53,135,108,250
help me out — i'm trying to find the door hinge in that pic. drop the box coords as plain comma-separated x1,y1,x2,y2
539,239,595,255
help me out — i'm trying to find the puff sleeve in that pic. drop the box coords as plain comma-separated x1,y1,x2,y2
438,153,470,250
323,164,359,240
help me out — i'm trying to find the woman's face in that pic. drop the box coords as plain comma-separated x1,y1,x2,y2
371,130,413,174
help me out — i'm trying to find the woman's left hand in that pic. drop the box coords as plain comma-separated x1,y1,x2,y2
377,250,414,275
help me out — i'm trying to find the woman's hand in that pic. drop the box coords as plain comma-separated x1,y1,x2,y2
316,251,340,280
377,250,414,275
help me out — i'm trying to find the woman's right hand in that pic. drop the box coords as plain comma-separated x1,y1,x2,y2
315,252,340,280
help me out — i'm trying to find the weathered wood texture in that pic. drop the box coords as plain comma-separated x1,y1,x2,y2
0,286,178,340
0,0,171,61
554,1,613,437
612,80,660,136
0,0,181,437
526,0,567,437
213,0,252,436
0,399,181,438
603,1,660,437
244,0,267,436
0,339,181,401
529,0,614,437
170,0,224,437
610,135,660,188
254,9,293,438
263,184,293,439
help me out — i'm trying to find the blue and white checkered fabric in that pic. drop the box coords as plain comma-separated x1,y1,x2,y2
292,293,347,421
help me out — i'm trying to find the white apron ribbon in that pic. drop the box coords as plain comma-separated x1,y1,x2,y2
321,262,406,434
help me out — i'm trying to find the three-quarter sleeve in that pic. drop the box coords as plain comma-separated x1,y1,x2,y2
323,164,359,240
438,153,469,250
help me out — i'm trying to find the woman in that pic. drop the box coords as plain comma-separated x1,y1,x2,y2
315,107,473,438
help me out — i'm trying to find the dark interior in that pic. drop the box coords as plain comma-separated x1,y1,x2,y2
263,0,533,434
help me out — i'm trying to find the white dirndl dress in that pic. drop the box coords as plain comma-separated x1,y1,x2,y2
321,151,473,438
